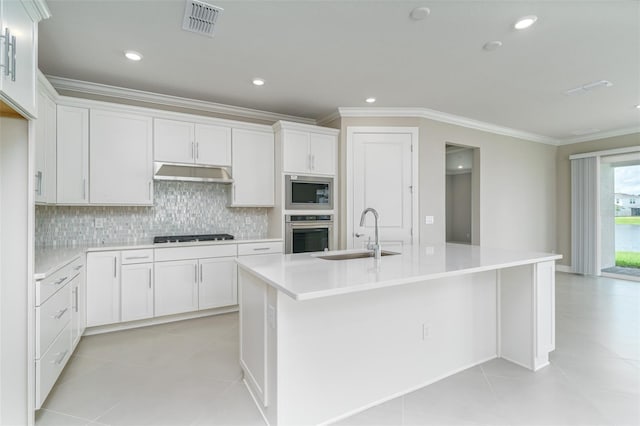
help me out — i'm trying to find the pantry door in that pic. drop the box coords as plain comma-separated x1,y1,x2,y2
348,127,418,252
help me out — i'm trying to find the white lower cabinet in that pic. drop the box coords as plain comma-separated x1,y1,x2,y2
86,251,120,327
35,255,85,409
199,257,237,309
154,259,199,316
121,263,154,322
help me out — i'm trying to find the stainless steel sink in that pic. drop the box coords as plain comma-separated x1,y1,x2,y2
316,250,400,260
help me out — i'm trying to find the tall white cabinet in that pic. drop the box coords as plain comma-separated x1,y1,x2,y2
56,105,89,204
90,109,153,205
231,128,274,207
34,77,57,204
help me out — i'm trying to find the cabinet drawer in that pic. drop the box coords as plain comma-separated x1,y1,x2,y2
121,249,154,264
36,281,72,358
155,244,237,262
36,256,83,306
36,323,71,409
238,242,283,256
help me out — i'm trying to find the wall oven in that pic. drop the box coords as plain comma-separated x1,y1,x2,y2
285,215,333,254
285,175,333,211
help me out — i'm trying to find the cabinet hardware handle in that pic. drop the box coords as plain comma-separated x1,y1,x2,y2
74,265,83,271
53,276,68,286
148,268,152,289
0,28,9,76
196,142,199,159
53,308,68,320
10,32,15,82
355,233,364,238
124,256,149,260
35,171,43,195
253,247,270,251
73,288,78,312
148,181,152,200
113,257,117,278
51,350,69,365
82,178,87,201
191,141,195,159
199,263,203,283
194,264,198,283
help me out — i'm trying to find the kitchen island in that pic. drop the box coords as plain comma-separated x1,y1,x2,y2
236,244,562,426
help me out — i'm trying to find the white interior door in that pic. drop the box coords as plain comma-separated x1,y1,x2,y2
351,132,414,251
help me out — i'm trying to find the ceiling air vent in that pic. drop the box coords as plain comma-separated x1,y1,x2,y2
182,0,223,37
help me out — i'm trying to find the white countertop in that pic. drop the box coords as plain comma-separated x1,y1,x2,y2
35,238,282,280
236,244,562,301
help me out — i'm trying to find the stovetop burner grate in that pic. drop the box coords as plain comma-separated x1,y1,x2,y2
153,234,235,244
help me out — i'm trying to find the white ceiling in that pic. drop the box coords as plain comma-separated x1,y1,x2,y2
39,1,640,142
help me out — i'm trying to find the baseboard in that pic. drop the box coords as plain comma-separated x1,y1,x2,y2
556,265,573,273
83,306,238,336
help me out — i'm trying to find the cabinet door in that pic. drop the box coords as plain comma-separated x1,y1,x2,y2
231,128,274,207
34,90,47,203
154,118,194,164
309,133,336,175
0,0,37,117
86,252,120,327
57,105,89,204
195,123,231,166
43,94,57,203
282,130,310,174
199,257,237,309
154,260,199,316
121,263,154,322
90,109,153,205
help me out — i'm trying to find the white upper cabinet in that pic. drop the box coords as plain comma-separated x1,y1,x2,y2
0,0,44,118
89,109,153,205
34,84,56,204
154,118,231,166
278,123,338,176
56,105,89,204
231,128,274,207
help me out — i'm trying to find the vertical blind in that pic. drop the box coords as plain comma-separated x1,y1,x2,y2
571,157,599,275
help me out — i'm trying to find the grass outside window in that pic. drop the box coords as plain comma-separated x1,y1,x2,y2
615,251,640,269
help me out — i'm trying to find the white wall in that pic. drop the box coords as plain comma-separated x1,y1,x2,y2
338,117,557,253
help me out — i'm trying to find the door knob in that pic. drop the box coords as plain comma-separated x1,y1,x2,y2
355,233,365,238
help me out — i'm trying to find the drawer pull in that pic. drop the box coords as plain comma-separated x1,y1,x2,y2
52,308,68,320
51,350,69,365
53,276,68,286
253,247,270,251
73,265,83,271
124,256,150,260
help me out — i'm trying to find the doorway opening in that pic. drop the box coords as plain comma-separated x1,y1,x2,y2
600,152,640,279
445,144,479,245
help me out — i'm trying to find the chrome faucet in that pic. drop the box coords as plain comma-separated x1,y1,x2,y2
359,207,381,259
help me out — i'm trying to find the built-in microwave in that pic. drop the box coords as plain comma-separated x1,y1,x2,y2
285,175,333,211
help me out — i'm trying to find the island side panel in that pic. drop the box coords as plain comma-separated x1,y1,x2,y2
275,271,498,426
498,261,555,371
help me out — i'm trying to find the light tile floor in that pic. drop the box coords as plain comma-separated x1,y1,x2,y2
36,273,640,426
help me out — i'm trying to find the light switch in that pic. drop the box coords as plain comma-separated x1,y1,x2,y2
425,216,434,225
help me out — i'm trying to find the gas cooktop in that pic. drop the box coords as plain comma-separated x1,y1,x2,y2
153,234,235,244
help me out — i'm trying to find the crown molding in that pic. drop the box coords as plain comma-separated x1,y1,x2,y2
37,70,58,101
273,120,340,135
317,111,341,126
45,76,316,125
337,107,560,145
558,126,640,146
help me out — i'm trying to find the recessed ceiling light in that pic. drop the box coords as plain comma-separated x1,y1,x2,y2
458,165,463,169
482,41,503,51
514,15,537,30
252,78,265,86
635,104,640,109
124,50,143,61
410,6,431,20
365,97,376,104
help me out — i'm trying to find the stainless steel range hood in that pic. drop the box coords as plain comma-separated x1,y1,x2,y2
153,162,233,183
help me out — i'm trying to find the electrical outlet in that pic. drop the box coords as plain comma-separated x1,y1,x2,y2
425,216,434,225
422,323,431,340
95,218,105,229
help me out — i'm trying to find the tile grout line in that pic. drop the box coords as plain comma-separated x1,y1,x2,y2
38,408,96,424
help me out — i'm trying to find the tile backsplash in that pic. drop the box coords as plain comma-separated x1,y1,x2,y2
35,181,269,247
